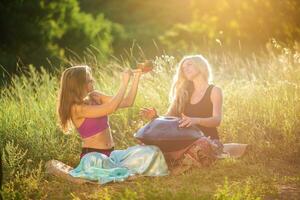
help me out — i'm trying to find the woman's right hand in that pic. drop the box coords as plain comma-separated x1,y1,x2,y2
121,69,132,85
139,107,157,120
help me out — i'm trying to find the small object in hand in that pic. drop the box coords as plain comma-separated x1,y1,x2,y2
136,60,154,73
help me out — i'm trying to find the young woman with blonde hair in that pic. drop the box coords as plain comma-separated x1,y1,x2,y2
140,55,223,149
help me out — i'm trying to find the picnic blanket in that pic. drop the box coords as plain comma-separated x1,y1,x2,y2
46,145,168,185
45,143,247,184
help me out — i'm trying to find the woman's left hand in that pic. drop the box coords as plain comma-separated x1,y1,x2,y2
133,68,143,76
178,113,198,128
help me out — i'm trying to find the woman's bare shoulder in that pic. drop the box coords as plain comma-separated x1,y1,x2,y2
88,90,105,103
211,86,223,99
212,86,222,93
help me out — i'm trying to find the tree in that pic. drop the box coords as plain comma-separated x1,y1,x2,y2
0,0,117,77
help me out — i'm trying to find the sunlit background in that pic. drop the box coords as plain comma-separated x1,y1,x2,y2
0,1,299,199
0,0,299,77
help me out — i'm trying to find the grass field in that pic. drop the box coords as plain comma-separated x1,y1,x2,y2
1,43,300,199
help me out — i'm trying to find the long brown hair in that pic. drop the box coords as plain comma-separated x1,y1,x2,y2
57,65,91,132
167,55,213,116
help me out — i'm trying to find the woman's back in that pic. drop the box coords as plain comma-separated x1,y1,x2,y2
74,98,109,138
71,98,114,149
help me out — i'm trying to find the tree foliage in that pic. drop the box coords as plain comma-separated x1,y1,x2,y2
0,0,118,76
1,0,299,77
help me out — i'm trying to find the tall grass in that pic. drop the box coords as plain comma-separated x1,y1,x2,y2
0,41,299,199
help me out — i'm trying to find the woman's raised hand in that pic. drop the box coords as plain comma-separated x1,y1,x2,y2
133,68,143,75
139,107,157,120
133,60,153,74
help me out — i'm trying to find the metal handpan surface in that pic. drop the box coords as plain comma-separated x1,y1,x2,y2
134,116,203,151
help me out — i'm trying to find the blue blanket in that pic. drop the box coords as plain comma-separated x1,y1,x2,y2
69,145,169,184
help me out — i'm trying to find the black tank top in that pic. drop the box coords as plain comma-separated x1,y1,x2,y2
184,84,219,140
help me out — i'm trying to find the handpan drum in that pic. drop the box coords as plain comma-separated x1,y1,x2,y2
134,116,204,152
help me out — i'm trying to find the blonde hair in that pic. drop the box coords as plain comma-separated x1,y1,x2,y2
57,65,91,132
167,55,213,116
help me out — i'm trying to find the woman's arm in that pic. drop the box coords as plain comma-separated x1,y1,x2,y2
118,70,142,108
179,87,223,128
139,107,176,121
73,71,131,118
92,70,142,109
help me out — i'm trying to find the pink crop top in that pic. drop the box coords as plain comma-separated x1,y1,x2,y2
76,99,109,138
77,116,109,138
